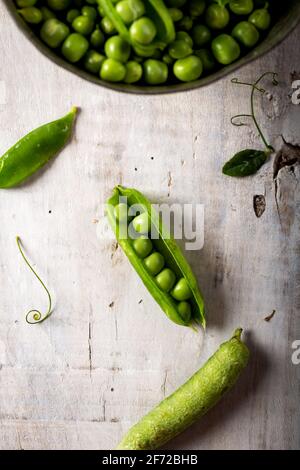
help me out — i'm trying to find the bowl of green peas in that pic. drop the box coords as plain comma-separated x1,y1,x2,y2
5,0,300,94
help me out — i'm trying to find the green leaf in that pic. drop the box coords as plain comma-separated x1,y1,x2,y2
222,149,268,177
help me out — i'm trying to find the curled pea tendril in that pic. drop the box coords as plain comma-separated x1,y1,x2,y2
16,236,52,324
230,72,279,152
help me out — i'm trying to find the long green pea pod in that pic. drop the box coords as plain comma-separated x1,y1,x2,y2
106,185,205,328
117,328,250,450
0,107,77,188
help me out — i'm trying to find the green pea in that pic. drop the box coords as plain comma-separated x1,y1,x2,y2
168,8,183,22
178,15,193,31
194,48,215,72
101,16,116,35
66,9,80,24
61,33,89,62
176,31,193,47
168,40,192,59
229,0,254,15
40,19,70,48
114,203,129,223
16,0,37,7
82,5,98,21
156,268,176,293
132,212,150,234
18,7,43,24
177,301,192,322
205,4,230,30
162,53,174,65
191,24,211,47
130,17,157,45
232,21,259,48
171,278,192,301
100,58,126,82
90,28,105,48
72,16,94,35
166,0,186,8
47,0,70,11
104,36,131,63
211,34,241,65
144,252,165,276
189,0,206,18
248,8,271,31
40,6,56,20
98,5,105,17
133,236,153,258
173,55,203,82
124,61,143,83
116,0,145,25
143,59,168,85
84,50,105,74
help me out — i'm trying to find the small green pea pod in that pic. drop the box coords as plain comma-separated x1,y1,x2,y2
106,185,205,327
117,328,250,450
0,107,77,188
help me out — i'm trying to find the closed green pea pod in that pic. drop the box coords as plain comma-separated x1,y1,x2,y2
106,186,205,327
117,329,250,450
0,108,77,189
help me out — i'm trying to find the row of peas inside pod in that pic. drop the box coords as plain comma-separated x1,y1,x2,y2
114,201,194,323
16,0,272,85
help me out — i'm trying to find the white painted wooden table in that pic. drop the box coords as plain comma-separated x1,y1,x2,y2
0,4,299,450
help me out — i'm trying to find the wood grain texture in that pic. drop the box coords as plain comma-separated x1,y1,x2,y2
0,4,299,450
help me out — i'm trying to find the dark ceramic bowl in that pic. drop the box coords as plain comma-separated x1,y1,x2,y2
4,0,300,94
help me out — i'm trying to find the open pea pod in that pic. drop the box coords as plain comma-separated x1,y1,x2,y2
106,186,205,328
97,0,175,53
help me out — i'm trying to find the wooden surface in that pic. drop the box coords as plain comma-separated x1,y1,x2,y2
0,4,299,450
